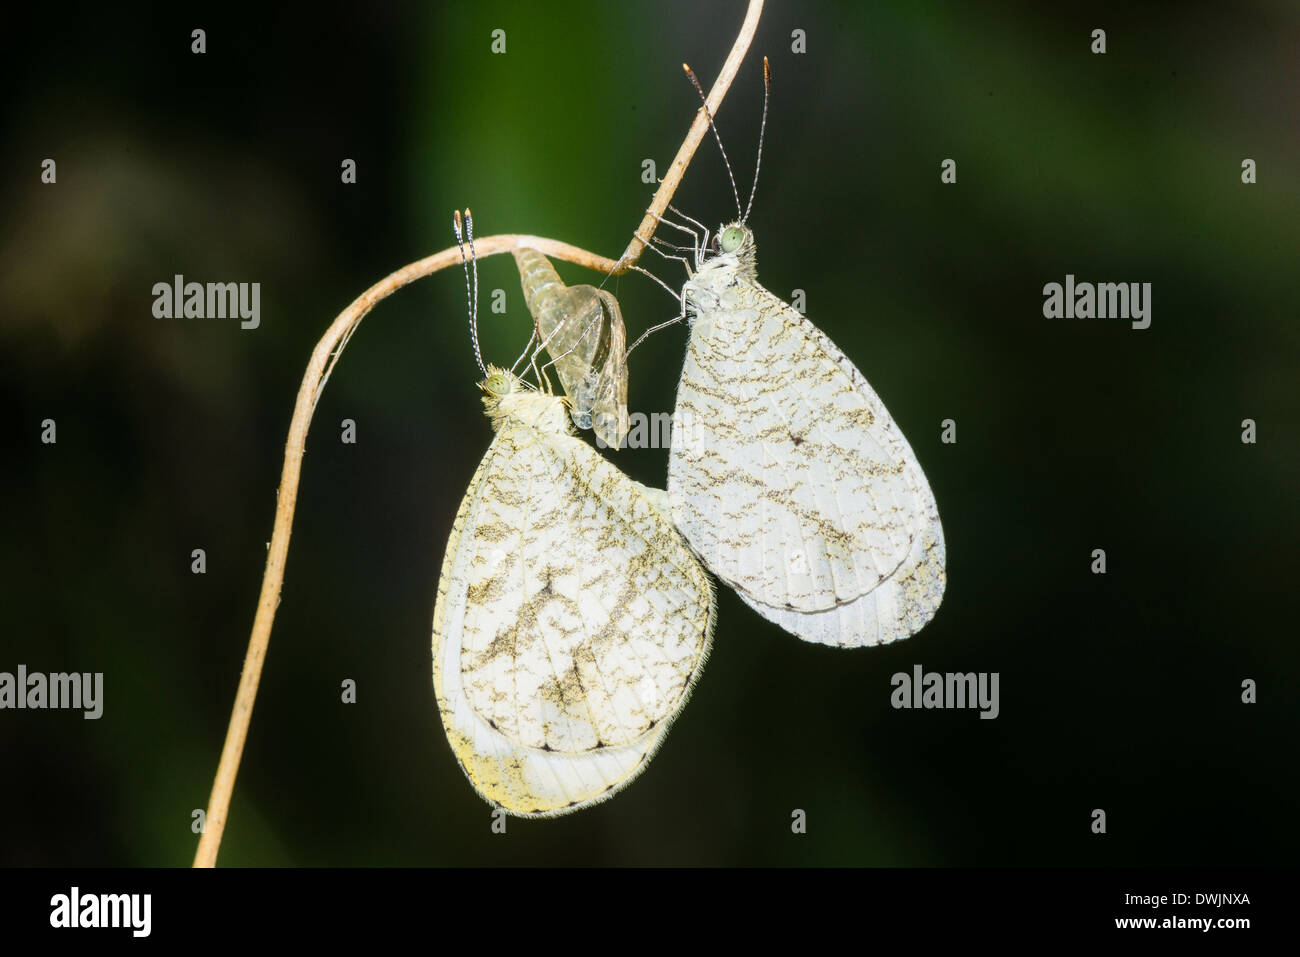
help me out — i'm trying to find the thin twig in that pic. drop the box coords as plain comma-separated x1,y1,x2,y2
193,0,763,868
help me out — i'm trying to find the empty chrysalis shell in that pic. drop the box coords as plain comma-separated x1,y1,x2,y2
512,248,630,449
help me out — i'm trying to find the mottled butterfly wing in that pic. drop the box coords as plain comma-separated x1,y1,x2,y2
513,248,630,449
434,372,713,815
667,228,944,647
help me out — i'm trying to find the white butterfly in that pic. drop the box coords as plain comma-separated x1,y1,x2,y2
432,215,714,816
665,222,945,647
644,61,944,648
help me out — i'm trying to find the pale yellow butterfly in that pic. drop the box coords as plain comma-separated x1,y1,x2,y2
432,213,714,816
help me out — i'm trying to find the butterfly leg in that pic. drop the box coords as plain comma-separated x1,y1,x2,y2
625,303,689,359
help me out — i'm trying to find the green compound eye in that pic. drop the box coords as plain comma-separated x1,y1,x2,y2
484,371,512,395
719,226,746,254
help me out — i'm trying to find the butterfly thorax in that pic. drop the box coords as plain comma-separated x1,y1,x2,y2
483,390,572,435
683,272,772,351
684,227,759,326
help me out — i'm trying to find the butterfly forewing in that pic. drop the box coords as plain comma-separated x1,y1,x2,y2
433,370,713,815
667,228,945,647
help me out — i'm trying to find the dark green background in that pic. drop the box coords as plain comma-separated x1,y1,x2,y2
2,1,1296,865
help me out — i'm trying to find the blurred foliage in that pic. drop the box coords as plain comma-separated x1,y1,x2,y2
1,1,1296,865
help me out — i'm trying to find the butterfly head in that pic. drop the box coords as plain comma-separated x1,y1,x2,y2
479,367,515,398
698,222,757,281
717,224,751,255
478,366,523,421
478,366,570,434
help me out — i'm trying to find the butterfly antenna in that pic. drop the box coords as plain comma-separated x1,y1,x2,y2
742,57,771,225
683,63,742,220
453,208,486,377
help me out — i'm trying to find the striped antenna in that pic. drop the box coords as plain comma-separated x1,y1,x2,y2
742,57,771,225
453,208,486,377
683,63,743,220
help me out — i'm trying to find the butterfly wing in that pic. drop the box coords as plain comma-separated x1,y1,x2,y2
732,517,944,647
668,280,943,647
434,418,713,815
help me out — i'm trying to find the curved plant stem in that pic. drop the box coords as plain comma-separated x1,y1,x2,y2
193,0,763,867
